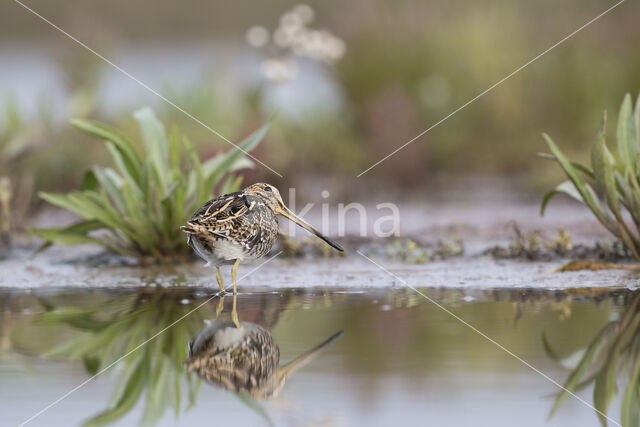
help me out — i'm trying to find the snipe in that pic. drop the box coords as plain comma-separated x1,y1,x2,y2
185,319,343,399
181,183,344,326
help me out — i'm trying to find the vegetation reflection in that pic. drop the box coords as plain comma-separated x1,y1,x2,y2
34,287,342,426
37,288,209,426
546,290,640,427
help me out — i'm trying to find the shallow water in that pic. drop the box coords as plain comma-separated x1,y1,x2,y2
1,284,637,427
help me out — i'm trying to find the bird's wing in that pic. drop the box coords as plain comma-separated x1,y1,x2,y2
182,193,272,250
188,192,243,222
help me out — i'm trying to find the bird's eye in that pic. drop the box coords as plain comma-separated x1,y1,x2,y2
264,186,272,192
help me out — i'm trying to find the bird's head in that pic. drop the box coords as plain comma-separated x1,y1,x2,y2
244,183,344,252
244,183,285,212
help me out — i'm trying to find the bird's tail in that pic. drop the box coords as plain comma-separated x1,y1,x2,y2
180,222,198,234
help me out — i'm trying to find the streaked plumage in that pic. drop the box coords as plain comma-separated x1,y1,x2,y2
180,183,344,327
181,183,343,266
182,191,279,265
184,319,343,399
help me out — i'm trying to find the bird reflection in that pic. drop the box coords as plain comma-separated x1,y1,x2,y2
185,319,343,399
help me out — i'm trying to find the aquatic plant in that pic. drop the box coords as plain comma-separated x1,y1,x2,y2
485,224,576,261
544,292,640,427
384,238,463,263
541,93,640,261
32,107,266,262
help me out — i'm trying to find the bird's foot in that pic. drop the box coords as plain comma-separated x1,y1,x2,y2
231,308,240,329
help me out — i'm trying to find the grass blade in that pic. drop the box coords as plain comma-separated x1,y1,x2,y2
71,118,142,184
540,180,586,216
593,132,640,259
620,350,640,427
544,133,616,235
617,94,637,172
537,152,595,179
548,324,613,419
203,121,268,184
30,220,105,247
82,353,147,427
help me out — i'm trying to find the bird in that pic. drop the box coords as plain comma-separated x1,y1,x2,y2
181,183,344,327
184,319,344,399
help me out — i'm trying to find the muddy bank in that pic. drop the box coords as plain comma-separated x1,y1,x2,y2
2,197,638,290
1,242,639,290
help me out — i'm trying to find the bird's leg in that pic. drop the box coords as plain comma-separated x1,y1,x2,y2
231,258,240,328
215,267,225,293
216,296,225,318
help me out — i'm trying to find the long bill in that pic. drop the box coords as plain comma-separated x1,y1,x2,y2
277,331,344,380
278,205,344,252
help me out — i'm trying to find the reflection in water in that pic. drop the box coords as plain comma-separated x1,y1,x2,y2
23,286,335,426
7,286,640,426
546,290,640,426
185,319,343,399
36,288,209,426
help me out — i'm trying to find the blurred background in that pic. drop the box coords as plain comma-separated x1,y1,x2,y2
2,0,639,207
3,4,640,424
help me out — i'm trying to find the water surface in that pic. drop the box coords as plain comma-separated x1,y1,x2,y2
0,284,634,426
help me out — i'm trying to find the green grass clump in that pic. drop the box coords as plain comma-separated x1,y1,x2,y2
32,107,267,262
540,93,640,261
